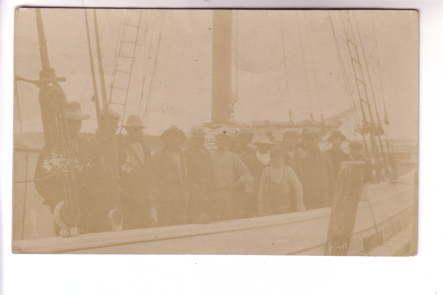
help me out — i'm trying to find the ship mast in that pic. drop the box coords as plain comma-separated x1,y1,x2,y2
212,10,233,124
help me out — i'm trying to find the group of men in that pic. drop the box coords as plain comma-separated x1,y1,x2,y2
34,100,364,237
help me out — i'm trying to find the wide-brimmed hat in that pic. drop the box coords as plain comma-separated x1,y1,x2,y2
327,130,346,142
123,115,144,128
64,101,90,120
253,134,274,146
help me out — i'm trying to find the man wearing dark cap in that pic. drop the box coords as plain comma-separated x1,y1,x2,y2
152,126,188,225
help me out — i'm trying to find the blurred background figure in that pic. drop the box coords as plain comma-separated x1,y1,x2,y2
231,130,253,155
211,132,252,220
257,147,305,216
325,130,349,181
348,140,372,183
235,131,271,218
152,126,188,226
296,130,331,209
184,128,214,223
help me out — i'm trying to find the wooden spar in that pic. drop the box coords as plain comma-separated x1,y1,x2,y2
92,10,110,115
84,10,102,129
212,10,233,123
35,9,51,71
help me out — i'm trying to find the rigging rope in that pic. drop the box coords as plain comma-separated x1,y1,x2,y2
84,10,102,126
278,12,292,108
121,10,144,120
232,10,240,113
14,79,24,133
294,11,320,119
327,13,356,113
142,11,167,124
137,11,158,114
351,15,388,170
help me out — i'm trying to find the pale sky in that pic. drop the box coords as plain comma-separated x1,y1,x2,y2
14,8,418,139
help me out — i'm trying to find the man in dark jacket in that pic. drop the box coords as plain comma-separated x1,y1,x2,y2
119,115,156,229
325,130,350,201
184,128,214,223
325,130,349,181
152,126,188,226
80,109,122,234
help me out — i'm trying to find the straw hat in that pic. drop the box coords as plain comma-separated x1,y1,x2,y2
161,126,186,142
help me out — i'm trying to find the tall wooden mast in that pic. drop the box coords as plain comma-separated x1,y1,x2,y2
212,10,233,123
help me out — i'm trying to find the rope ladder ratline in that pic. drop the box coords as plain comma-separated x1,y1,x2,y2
106,9,144,121
338,11,376,172
328,11,370,157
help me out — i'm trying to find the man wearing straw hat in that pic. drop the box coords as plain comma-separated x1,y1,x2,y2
237,132,274,218
118,114,156,229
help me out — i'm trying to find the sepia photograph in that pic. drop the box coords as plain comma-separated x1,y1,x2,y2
12,8,418,255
